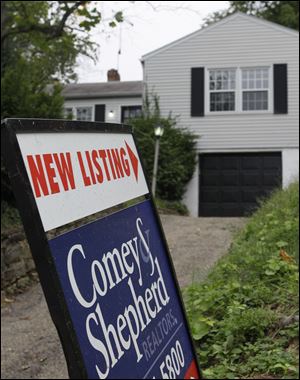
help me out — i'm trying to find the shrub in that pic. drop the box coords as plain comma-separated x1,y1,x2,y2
130,94,197,201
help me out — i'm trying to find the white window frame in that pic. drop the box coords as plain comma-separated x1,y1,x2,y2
205,65,273,115
240,66,273,114
121,105,143,123
206,67,237,115
63,105,95,121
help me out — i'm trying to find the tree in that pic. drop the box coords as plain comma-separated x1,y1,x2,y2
203,1,299,30
1,1,124,118
1,1,124,207
131,94,197,202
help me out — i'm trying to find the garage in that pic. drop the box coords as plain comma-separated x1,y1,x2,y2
199,152,282,216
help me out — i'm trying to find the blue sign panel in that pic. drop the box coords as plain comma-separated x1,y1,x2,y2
49,199,199,379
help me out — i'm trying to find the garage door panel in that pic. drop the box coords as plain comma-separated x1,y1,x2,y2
201,189,219,202
199,152,282,216
199,203,220,217
220,156,239,170
201,173,219,186
220,189,240,202
241,173,261,186
241,156,261,170
202,156,219,169
263,173,281,186
264,156,282,169
222,204,243,216
221,173,239,186
242,189,264,203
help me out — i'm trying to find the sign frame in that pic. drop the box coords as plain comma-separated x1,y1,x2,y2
1,118,201,379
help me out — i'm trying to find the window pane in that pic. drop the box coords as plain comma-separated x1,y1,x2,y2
242,68,269,90
229,71,235,80
243,91,268,111
209,69,236,91
76,107,92,121
121,106,142,123
256,79,262,89
210,92,235,112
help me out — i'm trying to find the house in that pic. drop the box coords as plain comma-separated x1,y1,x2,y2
141,12,299,217
62,69,143,124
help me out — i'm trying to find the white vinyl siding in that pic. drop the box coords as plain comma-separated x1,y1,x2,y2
143,13,299,152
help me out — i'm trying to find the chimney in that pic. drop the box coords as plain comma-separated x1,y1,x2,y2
107,69,120,82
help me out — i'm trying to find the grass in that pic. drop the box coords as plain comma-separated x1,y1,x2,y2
184,182,299,379
155,198,189,215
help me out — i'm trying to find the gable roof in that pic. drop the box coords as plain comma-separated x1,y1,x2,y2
62,81,143,100
141,12,299,62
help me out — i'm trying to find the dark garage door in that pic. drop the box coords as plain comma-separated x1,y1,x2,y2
199,152,282,217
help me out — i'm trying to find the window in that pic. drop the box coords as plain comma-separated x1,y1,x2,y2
76,107,92,121
209,69,236,111
64,107,73,119
121,106,142,123
206,66,271,113
242,67,269,111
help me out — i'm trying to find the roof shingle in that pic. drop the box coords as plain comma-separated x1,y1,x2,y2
62,81,143,99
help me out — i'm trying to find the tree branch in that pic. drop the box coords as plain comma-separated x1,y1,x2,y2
52,1,88,38
1,1,89,43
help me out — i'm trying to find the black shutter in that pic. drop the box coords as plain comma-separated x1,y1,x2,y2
273,64,288,114
95,104,105,121
191,67,205,117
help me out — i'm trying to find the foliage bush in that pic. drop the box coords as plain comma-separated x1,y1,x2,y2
184,181,299,379
130,94,197,201
1,201,22,231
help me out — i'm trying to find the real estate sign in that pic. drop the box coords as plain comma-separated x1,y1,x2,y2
2,119,201,379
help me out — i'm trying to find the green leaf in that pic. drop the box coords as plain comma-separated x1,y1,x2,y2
265,270,275,276
274,363,288,369
193,321,211,340
276,241,288,248
231,348,242,354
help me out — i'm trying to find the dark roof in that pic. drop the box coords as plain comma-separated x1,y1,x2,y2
62,81,143,99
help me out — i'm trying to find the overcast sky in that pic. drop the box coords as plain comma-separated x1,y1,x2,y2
75,1,229,83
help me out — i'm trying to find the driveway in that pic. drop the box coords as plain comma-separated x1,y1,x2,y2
1,215,245,379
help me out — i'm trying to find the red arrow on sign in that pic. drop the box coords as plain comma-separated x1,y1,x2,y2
125,141,139,182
